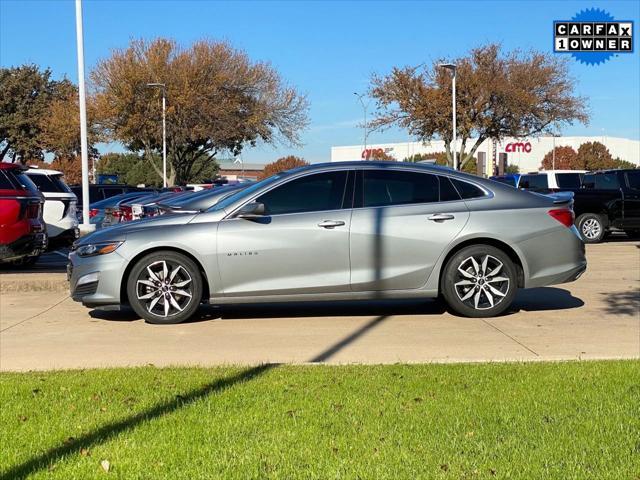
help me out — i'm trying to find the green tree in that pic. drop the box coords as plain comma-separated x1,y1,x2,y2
612,158,637,169
576,142,616,170
504,164,520,174
0,65,54,163
258,156,308,180
369,44,588,169
541,146,579,170
92,38,308,185
404,151,477,174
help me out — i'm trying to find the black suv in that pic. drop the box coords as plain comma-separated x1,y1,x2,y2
573,169,640,243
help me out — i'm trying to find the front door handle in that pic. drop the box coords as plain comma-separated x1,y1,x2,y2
318,220,345,229
428,213,455,222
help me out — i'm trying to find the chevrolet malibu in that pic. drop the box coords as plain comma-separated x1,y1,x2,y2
68,162,586,324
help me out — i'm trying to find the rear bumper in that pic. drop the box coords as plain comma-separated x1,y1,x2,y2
0,232,48,262
518,226,587,288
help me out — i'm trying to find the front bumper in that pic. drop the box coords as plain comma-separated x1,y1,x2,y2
68,250,127,307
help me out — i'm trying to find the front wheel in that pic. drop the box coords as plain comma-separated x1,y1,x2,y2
441,245,517,318
127,251,203,324
576,213,606,243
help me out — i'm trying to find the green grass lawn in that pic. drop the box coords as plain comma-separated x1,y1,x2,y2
1,361,639,479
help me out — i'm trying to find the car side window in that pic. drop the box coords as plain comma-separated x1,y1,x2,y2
519,174,548,191
256,170,348,215
450,178,487,199
0,171,14,189
626,171,640,190
363,170,438,208
594,174,620,190
439,176,462,201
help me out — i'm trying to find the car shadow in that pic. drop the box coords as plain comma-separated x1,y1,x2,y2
89,299,447,323
508,287,584,313
600,288,639,316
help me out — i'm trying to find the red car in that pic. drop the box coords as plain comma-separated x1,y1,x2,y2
0,162,48,265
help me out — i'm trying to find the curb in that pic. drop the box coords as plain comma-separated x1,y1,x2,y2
0,273,69,294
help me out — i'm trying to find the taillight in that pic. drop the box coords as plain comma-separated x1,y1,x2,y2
89,208,98,218
21,200,41,219
548,208,574,228
120,205,132,221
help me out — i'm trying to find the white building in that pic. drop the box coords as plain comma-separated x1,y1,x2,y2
331,136,639,175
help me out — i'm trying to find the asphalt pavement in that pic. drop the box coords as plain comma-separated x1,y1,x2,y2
0,241,638,371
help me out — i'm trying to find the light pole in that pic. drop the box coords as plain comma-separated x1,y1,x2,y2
147,83,167,188
354,92,370,158
74,0,94,233
438,63,457,170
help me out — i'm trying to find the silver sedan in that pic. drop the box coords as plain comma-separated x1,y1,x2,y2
68,162,586,323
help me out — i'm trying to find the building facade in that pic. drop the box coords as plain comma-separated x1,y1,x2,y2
331,136,639,174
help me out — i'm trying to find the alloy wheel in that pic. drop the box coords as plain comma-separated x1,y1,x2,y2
135,260,193,318
581,218,601,240
454,255,510,310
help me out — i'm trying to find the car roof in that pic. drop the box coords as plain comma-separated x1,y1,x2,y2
25,167,63,175
0,162,27,171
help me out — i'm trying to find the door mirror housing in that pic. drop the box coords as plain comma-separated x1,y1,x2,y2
236,202,266,220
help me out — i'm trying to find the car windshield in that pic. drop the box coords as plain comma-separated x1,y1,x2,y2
207,173,287,212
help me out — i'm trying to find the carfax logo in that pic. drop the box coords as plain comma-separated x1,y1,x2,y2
554,8,634,65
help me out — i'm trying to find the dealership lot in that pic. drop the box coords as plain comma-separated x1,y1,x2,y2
1,241,638,371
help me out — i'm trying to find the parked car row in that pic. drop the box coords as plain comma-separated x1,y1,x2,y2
490,168,640,243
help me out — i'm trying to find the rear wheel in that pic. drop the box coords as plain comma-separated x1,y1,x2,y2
576,213,606,243
441,245,517,318
126,251,203,324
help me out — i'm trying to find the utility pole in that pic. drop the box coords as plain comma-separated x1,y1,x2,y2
354,92,370,158
438,63,457,170
147,83,167,187
75,0,94,233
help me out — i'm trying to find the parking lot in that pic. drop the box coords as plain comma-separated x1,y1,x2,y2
1,241,638,371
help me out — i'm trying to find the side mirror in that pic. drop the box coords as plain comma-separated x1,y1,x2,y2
236,202,266,220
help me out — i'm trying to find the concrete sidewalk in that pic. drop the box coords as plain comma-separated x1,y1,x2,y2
1,242,638,371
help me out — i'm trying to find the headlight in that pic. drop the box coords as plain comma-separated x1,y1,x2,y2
76,242,123,257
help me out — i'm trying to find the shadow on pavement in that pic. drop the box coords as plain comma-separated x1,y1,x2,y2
601,289,639,316
509,287,584,312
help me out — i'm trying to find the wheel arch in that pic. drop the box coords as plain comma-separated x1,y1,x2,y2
120,247,210,306
437,237,526,290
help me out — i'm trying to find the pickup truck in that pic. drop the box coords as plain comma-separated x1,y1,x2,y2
572,169,640,243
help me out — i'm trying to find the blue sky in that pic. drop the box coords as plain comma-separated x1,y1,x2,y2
1,0,638,163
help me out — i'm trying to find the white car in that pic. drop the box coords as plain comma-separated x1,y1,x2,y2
25,168,79,248
518,170,587,192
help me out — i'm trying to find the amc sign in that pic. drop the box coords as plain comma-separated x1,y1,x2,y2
361,148,393,160
505,141,532,153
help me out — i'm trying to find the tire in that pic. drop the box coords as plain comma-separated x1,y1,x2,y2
126,251,203,324
441,245,517,318
576,213,606,243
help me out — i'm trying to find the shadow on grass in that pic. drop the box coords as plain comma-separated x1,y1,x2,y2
0,365,276,480
4,316,390,479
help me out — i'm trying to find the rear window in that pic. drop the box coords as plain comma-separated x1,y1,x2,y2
555,173,582,189
0,171,14,189
27,173,72,193
1,169,40,194
519,174,549,191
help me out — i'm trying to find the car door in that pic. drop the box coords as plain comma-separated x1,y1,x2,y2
350,168,469,292
216,170,352,297
623,170,640,228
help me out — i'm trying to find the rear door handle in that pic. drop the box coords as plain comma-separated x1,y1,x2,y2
428,213,455,222
318,220,345,228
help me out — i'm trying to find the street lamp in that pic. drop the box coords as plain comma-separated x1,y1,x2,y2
74,0,94,233
438,63,457,170
147,83,167,188
354,92,370,158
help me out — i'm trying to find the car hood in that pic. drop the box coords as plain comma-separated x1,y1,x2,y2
76,213,197,245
